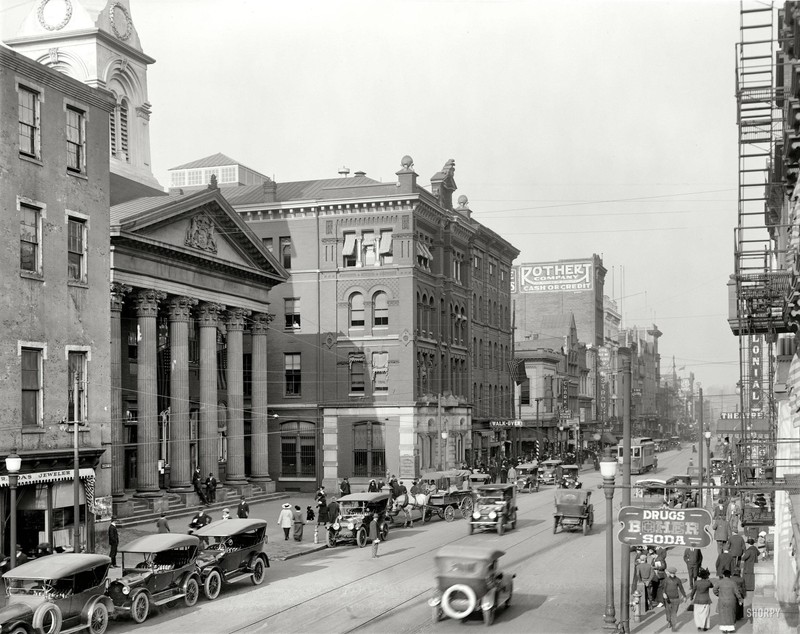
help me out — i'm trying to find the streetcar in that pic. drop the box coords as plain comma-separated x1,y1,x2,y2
617,437,657,475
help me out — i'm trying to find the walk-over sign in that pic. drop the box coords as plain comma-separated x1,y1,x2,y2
616,507,713,547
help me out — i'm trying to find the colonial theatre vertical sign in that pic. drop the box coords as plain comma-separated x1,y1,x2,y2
750,334,763,412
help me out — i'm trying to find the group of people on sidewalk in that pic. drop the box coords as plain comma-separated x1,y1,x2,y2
276,483,344,543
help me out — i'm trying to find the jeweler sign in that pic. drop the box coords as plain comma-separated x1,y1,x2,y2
616,507,713,547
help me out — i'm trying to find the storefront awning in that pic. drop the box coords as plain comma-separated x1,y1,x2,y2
0,468,95,487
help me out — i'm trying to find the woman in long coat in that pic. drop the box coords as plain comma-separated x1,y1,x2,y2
690,568,714,631
278,503,294,541
713,569,743,633
292,505,304,541
740,538,760,591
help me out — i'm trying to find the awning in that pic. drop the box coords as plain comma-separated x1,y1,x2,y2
416,243,433,261
379,231,393,254
601,432,618,445
0,467,95,487
342,233,356,256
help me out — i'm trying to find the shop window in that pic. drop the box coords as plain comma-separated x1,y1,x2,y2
353,421,386,478
280,421,316,477
284,353,301,396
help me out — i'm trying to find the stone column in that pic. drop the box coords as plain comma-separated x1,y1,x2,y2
198,302,222,481
225,308,250,484
110,283,131,501
134,289,165,497
168,296,197,491
249,312,273,484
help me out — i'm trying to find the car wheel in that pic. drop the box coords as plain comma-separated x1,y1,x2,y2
251,558,266,586
33,603,62,634
498,519,505,536
131,592,150,624
184,577,199,607
444,505,456,522
441,584,477,620
88,601,109,634
326,530,337,548
9,626,27,634
483,606,496,626
460,497,474,517
380,523,389,541
204,569,222,600
356,527,368,548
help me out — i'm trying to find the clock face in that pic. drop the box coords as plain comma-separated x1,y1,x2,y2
110,2,132,40
37,0,73,31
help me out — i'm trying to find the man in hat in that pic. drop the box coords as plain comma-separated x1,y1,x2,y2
108,519,119,567
278,503,294,541
156,513,170,534
237,495,250,519
188,508,211,533
340,477,351,497
661,566,687,632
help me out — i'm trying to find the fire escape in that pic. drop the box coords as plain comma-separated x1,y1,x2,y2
730,1,790,484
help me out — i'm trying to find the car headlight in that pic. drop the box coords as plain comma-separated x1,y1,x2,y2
332,522,340,530
122,586,130,595
347,522,355,530
472,511,481,520
428,595,441,606
489,511,497,520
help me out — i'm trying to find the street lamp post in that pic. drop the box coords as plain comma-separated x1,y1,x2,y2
704,430,712,509
441,431,449,471
5,451,21,570
600,447,617,630
59,418,82,553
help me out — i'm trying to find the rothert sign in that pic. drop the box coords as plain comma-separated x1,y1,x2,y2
511,260,593,293
616,507,713,547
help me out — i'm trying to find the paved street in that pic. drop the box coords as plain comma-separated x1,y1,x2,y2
94,448,756,633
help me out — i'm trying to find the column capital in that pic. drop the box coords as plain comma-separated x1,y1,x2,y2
134,289,166,317
167,296,198,322
198,302,224,327
251,312,274,335
226,307,251,332
110,282,132,312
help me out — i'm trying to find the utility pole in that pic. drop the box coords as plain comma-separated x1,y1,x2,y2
619,347,632,633
698,386,705,508
437,393,443,471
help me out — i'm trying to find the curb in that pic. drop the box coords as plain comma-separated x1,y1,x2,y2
277,544,328,561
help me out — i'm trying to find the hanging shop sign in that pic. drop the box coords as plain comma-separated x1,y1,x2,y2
0,467,94,487
490,420,523,427
616,506,713,547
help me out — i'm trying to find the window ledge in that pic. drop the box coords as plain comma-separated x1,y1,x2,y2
68,280,89,289
19,154,43,167
67,170,88,181
20,271,44,282
277,477,316,482
349,392,366,397
22,427,46,434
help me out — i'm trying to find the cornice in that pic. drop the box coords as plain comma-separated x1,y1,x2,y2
5,28,156,65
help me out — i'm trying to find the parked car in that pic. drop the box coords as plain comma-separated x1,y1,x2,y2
107,534,201,623
193,519,270,599
429,545,514,626
0,553,113,634
327,492,391,548
469,483,518,535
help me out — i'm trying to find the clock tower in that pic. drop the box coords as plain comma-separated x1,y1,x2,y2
6,0,164,204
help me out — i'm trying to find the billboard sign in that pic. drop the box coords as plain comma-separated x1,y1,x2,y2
616,507,713,547
511,260,593,293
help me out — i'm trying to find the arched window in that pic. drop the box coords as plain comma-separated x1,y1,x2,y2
280,421,316,477
349,293,364,327
416,292,422,334
353,421,386,477
429,296,435,336
373,291,388,327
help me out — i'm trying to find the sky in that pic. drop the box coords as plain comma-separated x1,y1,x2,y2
1,0,746,392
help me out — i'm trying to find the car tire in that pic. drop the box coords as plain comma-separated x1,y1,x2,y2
498,519,505,536
87,601,109,634
356,527,368,548
9,626,27,634
441,584,477,620
184,577,199,607
32,602,62,634
444,505,456,522
326,530,337,548
380,523,389,541
204,569,222,600
130,592,150,624
251,558,266,586
483,606,496,626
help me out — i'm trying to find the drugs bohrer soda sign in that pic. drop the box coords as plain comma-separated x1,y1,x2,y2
616,507,713,548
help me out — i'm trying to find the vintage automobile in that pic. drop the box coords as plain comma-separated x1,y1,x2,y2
193,519,270,599
553,489,594,535
327,492,391,548
107,534,201,623
469,484,517,536
514,462,539,493
556,464,582,489
539,459,563,485
429,545,514,626
0,553,113,634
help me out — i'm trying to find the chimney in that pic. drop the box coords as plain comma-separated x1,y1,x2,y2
338,166,350,177
395,155,417,194
262,179,277,203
